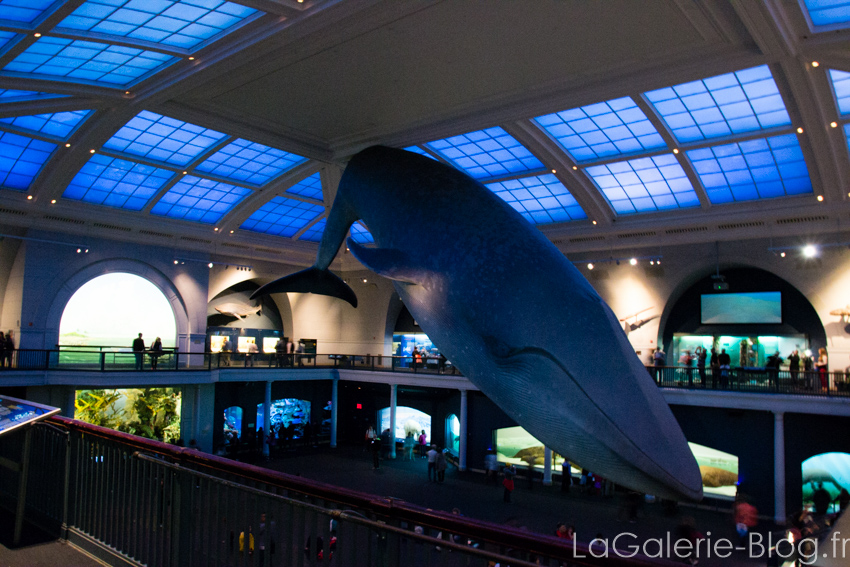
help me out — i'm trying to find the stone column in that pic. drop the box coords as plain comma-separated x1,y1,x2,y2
774,411,785,525
389,384,397,459
459,389,468,471
543,447,553,486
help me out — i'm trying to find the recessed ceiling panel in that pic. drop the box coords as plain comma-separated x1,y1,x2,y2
0,130,56,190
350,221,373,244
486,173,587,224
57,0,260,51
103,110,226,166
803,0,850,27
195,138,307,186
686,134,812,204
534,97,665,163
62,154,174,210
285,172,323,201
425,126,544,180
240,196,324,237
585,154,699,214
299,217,325,242
829,69,850,115
0,109,91,139
0,89,68,102
0,0,57,26
645,65,790,143
2,37,176,87
0,29,18,51
151,174,250,223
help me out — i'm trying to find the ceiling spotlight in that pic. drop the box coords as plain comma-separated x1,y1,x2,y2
592,220,597,225
650,260,655,265
656,260,661,265
551,169,556,173
208,262,213,268
572,166,578,170
174,260,179,264
85,249,88,253
831,122,838,128
780,251,786,258
629,258,637,266
214,227,219,231
817,195,824,201
803,244,818,258
33,33,41,38
672,148,679,154
50,199,56,204
188,56,195,61
26,195,32,200
65,143,71,147
587,263,594,270
89,149,95,153
812,61,820,67
362,278,368,283
229,230,234,234
797,127,804,134
76,248,81,253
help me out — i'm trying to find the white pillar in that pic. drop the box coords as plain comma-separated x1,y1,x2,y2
389,384,397,459
330,378,338,448
459,389,468,471
543,447,553,486
262,381,271,459
774,411,785,525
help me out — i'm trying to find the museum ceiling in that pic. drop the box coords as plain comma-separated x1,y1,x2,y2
0,0,849,267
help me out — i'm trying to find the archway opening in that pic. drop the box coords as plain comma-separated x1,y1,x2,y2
802,452,850,515
60,273,176,348
378,406,431,444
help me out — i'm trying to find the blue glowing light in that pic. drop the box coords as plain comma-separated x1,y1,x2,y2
350,221,374,244
151,175,250,223
239,196,324,237
425,126,545,180
299,217,326,242
285,172,323,201
195,138,308,186
0,0,56,25
829,69,850,115
0,110,91,139
803,0,850,27
0,131,56,190
0,89,68,102
487,173,587,224
62,154,174,210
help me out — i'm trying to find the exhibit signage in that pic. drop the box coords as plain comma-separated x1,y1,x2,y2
0,395,60,436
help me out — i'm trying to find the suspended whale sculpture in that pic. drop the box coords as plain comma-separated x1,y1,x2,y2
214,302,262,319
252,146,703,501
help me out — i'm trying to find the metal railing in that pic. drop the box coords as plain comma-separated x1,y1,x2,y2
649,365,850,397
1,416,677,567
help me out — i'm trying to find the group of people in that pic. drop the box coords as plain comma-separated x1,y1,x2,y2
131,332,164,370
274,337,305,368
0,330,14,369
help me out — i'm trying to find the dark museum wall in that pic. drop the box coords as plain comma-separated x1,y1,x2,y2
670,405,775,514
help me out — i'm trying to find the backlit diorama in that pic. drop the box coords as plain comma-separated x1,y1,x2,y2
74,388,181,443
253,146,702,500
257,398,311,439
378,406,431,443
803,452,850,514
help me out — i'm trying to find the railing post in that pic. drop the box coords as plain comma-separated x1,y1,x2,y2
100,352,105,372
171,465,194,566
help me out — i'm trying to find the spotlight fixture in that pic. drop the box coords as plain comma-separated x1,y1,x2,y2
362,278,368,283
812,61,820,67
780,252,786,258
817,195,824,201
592,220,597,225
76,248,81,253
26,195,32,200
649,260,654,265
208,262,213,268
587,263,594,270
174,260,179,264
65,143,71,148
803,244,818,258
797,127,804,134
629,258,637,266
672,148,679,154
50,199,56,204
831,122,838,128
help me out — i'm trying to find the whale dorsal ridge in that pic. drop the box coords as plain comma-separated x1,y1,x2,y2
347,238,426,285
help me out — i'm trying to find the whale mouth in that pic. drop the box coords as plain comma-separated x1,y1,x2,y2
483,336,703,501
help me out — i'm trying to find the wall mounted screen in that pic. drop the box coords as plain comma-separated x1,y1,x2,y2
701,292,781,324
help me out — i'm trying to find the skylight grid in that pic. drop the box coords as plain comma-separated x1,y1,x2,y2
585,154,699,214
299,217,326,242
403,145,439,160
829,69,850,115
533,97,665,163
62,154,174,210
803,0,850,27
486,173,587,224
0,110,91,139
424,126,544,180
686,134,812,204
2,37,176,87
350,221,374,244
0,89,68,101
195,138,308,186
644,65,790,143
239,196,324,237
103,110,226,166
0,131,56,190
58,0,259,51
151,175,250,223
0,0,56,25
0,30,18,51
285,172,323,201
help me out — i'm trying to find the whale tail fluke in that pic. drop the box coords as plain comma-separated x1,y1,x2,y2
250,267,358,307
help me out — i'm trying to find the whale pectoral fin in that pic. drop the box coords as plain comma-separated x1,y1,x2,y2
347,238,426,285
250,266,358,307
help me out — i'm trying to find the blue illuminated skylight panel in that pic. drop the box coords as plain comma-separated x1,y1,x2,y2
3,37,176,87
151,175,250,223
0,0,56,25
62,154,174,210
0,89,68,101
804,0,850,27
195,138,308,185
585,154,699,214
239,196,324,237
0,30,18,51
534,97,665,163
486,173,587,224
0,131,56,190
350,221,374,244
103,110,226,166
58,0,259,51
285,172,323,201
645,65,790,143
299,217,326,243
686,134,812,204
424,127,544,180
0,110,91,139
829,69,850,115
403,145,439,160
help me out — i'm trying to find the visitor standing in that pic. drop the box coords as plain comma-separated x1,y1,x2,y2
4,330,14,369
426,444,438,482
132,333,145,370
787,349,801,386
435,448,447,483
418,429,427,458
503,464,516,502
484,450,500,486
275,338,287,367
221,337,232,367
150,337,163,370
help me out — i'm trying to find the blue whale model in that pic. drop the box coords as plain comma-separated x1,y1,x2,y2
253,146,703,501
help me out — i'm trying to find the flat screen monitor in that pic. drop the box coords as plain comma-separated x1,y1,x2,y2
0,396,60,437
701,292,781,324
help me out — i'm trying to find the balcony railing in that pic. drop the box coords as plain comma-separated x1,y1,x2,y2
0,416,676,567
